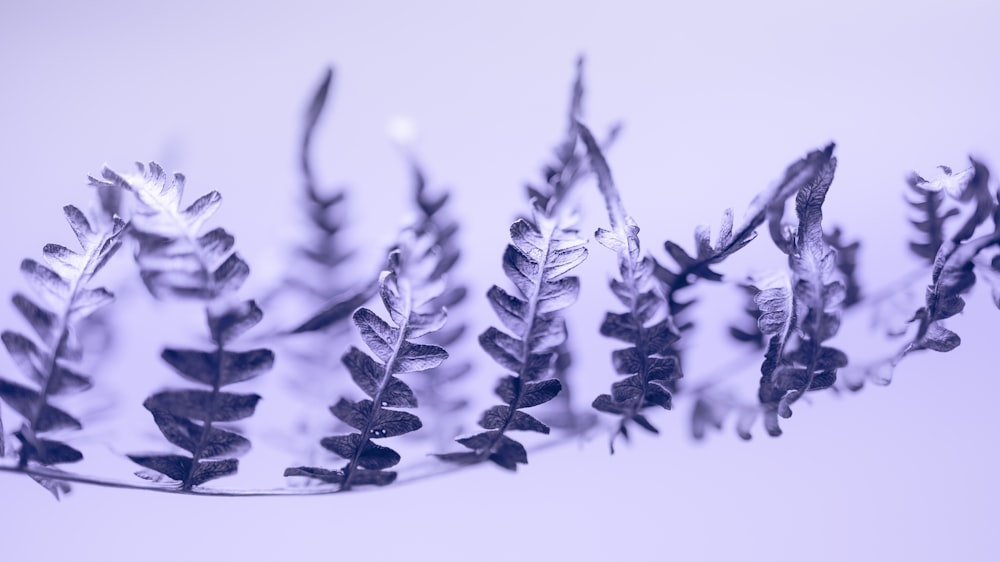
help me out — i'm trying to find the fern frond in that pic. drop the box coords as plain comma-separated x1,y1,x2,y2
286,230,449,490
578,123,680,452
91,163,273,489
282,67,379,335
517,55,614,431
844,163,1000,389
437,185,587,469
406,160,472,440
757,156,848,436
653,144,836,334
0,204,126,496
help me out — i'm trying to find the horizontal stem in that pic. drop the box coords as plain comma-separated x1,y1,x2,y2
0,426,588,497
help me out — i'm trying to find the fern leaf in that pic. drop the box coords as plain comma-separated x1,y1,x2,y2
285,230,449,490
654,144,835,338
757,156,848,436
94,163,273,489
578,122,680,452
438,171,588,468
90,163,249,300
280,67,379,336
406,160,473,441
0,204,125,478
510,55,614,432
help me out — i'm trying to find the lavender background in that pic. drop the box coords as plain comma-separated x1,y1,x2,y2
1,1,998,560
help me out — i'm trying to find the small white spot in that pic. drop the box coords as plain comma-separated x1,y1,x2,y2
386,115,418,146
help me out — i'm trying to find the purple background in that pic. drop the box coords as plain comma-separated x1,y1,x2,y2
1,2,998,560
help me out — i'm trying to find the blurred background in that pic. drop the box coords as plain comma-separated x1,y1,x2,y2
1,1,998,560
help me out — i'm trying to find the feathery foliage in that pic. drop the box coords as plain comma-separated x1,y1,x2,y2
0,203,126,496
90,163,273,489
654,144,836,333
285,229,449,490
1,60,998,500
897,164,998,357
406,161,472,439
755,156,847,437
579,123,680,452
516,56,616,430
435,61,600,470
286,67,378,335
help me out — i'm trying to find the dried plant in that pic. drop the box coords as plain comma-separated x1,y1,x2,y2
1,59,997,499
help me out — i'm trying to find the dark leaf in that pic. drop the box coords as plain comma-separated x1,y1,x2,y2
611,375,643,403
393,341,448,372
190,458,239,486
0,379,82,432
434,451,481,465
212,253,250,295
3,330,47,383
502,245,538,298
600,312,639,343
368,407,422,439
128,454,191,482
519,379,562,408
631,414,659,434
198,228,236,263
537,276,580,313
479,327,524,372
149,410,250,458
208,300,263,345
592,394,626,415
342,347,384,398
16,431,83,465
182,191,222,233
612,347,642,375
289,284,375,334
354,307,398,362
21,259,69,303
456,430,496,450
507,410,549,434
488,436,528,471
12,294,58,347
344,469,397,487
283,466,344,484
919,324,961,352
527,314,566,352
478,405,509,429
487,285,528,334
143,390,261,422
161,348,273,387
381,376,418,408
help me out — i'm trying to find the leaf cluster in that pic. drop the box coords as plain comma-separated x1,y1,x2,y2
654,144,837,332
406,162,472,430
756,157,848,436
92,163,273,489
578,123,680,451
285,68,378,335
0,205,126,490
438,204,587,469
286,231,449,489
902,161,999,357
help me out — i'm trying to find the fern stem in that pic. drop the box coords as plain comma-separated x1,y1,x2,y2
179,341,227,490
